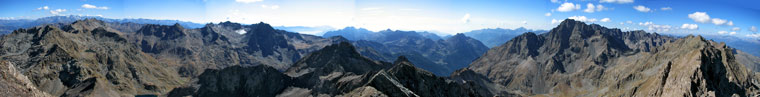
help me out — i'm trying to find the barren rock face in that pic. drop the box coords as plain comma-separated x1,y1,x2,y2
0,61,53,97
0,19,183,96
3,18,759,97
467,19,760,96
0,19,346,96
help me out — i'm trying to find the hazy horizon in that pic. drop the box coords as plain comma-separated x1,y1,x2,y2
1,0,759,37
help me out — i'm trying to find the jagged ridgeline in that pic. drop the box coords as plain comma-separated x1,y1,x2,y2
1,18,760,97
0,18,347,96
467,19,760,96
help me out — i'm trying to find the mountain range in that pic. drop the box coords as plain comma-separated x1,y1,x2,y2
323,27,489,76
461,27,549,48
0,16,759,97
466,19,760,96
0,15,205,35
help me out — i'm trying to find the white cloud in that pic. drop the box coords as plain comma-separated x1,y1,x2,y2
633,5,651,12
639,22,671,32
626,20,633,24
747,33,760,38
680,24,698,30
732,27,741,31
639,22,653,26
688,12,711,23
522,21,528,24
37,6,49,10
600,18,611,22
461,13,471,23
551,0,560,3
660,7,672,11
0,17,15,20
711,18,727,25
568,16,598,22
584,3,595,13
583,3,606,13
751,26,758,32
49,9,66,15
718,31,736,35
557,2,581,12
261,5,279,9
81,4,109,10
600,0,634,4
596,5,605,11
545,12,552,16
727,21,734,26
551,19,561,24
235,0,262,3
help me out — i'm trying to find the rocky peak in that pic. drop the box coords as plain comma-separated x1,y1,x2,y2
249,22,275,32
137,24,186,40
217,21,242,29
64,18,107,32
393,56,411,65
285,42,389,77
321,42,361,57
447,33,468,40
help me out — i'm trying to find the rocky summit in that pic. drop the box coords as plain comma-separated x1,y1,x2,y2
467,19,760,96
1,17,759,97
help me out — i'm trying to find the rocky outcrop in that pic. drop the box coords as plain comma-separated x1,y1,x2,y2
366,56,489,97
0,61,53,97
467,19,760,96
286,42,390,77
193,65,293,97
0,19,183,96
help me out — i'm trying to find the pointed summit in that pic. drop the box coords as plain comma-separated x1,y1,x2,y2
393,56,411,65
66,18,108,31
285,42,390,77
137,23,186,40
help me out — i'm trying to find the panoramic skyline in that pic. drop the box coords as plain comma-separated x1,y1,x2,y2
1,0,759,37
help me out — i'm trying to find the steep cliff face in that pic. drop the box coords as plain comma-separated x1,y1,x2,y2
467,19,760,96
0,19,183,96
0,61,53,97
193,65,293,97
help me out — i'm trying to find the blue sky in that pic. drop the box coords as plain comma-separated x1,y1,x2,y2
1,0,759,38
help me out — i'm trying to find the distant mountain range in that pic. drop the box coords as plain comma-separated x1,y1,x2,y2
322,27,489,76
0,15,205,34
462,27,549,48
273,25,336,35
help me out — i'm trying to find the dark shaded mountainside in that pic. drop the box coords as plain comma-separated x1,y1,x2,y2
323,27,489,76
466,19,760,96
0,19,346,96
180,42,506,97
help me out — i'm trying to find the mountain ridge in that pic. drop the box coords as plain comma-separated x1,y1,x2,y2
467,19,760,96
